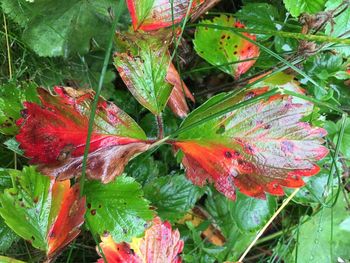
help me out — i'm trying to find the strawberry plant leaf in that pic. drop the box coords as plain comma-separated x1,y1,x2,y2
0,217,18,252
143,174,205,222
166,63,195,118
114,32,174,115
126,0,205,31
16,87,150,183
0,82,39,135
174,86,328,200
98,217,183,262
0,166,85,258
0,256,25,263
85,175,154,242
193,15,259,79
283,0,326,17
0,0,127,57
292,195,350,262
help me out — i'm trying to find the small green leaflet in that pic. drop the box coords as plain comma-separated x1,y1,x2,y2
114,31,173,115
85,175,154,242
283,0,326,17
0,82,39,135
143,174,205,222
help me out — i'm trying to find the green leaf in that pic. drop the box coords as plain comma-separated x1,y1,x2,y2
236,3,282,41
85,175,154,242
113,32,173,115
0,216,18,252
0,82,39,135
325,118,350,160
233,192,276,232
143,174,204,222
0,256,25,263
193,15,259,78
292,195,350,262
205,189,255,260
0,166,51,250
283,0,326,17
0,0,126,57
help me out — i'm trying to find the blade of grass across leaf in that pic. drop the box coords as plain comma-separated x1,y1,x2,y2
78,2,125,263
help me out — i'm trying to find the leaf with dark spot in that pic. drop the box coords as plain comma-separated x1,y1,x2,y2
16,87,150,183
173,80,328,199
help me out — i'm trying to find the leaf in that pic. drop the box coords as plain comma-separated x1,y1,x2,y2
233,192,276,232
126,0,205,31
0,166,85,258
193,15,259,79
166,63,195,118
0,0,125,57
325,117,350,160
0,256,25,263
174,86,328,200
292,195,350,262
0,217,18,253
285,157,339,203
0,82,39,135
283,0,326,17
114,31,175,115
236,3,282,41
85,175,154,242
16,87,150,183
98,217,184,263
143,174,205,222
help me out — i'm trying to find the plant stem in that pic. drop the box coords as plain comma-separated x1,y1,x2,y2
156,114,164,139
79,1,125,196
238,188,299,262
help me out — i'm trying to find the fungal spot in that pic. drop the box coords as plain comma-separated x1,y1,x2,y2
91,209,96,215
20,109,28,117
33,197,38,203
234,51,237,55
98,204,102,208
31,236,35,241
221,35,226,39
123,228,128,234
234,45,238,48
264,124,271,129
245,91,255,100
87,203,91,209
216,124,225,134
224,151,232,158
103,230,109,237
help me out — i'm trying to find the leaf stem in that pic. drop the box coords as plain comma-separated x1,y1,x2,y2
156,114,164,139
238,188,299,262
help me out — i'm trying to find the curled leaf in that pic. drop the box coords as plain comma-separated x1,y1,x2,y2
16,87,150,183
174,85,328,199
98,217,184,263
127,0,205,31
193,15,259,79
166,63,195,118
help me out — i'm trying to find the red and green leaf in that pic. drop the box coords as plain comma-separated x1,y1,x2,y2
127,0,205,31
166,62,195,118
16,87,150,183
98,217,184,263
114,32,173,115
193,15,259,79
0,167,85,259
173,81,328,199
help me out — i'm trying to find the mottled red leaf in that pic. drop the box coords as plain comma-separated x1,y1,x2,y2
127,0,205,31
166,63,195,118
174,85,328,199
16,87,150,183
98,217,184,263
47,181,86,259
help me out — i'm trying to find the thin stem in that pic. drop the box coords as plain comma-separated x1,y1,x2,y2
79,1,125,196
156,114,164,139
3,13,12,79
238,188,300,262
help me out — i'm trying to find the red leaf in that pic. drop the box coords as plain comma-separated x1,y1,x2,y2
16,87,150,183
166,63,195,118
127,0,205,31
174,87,328,199
98,217,184,263
47,181,86,259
